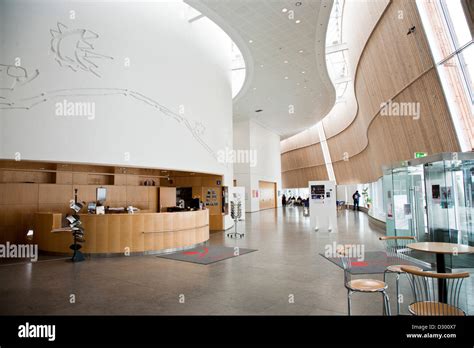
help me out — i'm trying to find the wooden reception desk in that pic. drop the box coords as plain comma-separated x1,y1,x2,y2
34,210,209,255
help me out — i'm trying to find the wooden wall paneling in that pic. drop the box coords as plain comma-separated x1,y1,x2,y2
126,186,149,205
120,214,132,252
132,214,144,252
55,171,73,184
38,184,72,204
159,187,176,212
114,174,127,186
258,181,276,210
98,216,111,253
1,183,38,204
72,173,88,185
281,0,461,186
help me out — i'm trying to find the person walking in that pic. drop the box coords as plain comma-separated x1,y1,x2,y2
352,190,360,211
282,194,287,207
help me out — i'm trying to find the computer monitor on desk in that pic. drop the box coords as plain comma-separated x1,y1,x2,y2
97,187,107,204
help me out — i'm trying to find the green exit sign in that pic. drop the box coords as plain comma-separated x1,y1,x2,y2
415,152,427,158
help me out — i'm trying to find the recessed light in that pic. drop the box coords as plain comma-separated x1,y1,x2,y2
301,71,306,74
253,87,257,90
299,50,304,53
260,64,264,68
295,20,301,24
284,60,288,64
304,86,307,88
249,39,253,43
296,82,300,86
282,8,288,13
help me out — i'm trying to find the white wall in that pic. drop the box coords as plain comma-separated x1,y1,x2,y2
233,119,252,210
0,0,234,187
233,119,282,213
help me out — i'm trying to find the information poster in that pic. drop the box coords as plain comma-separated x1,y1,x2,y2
441,186,453,209
404,203,412,219
432,184,440,203
311,185,325,200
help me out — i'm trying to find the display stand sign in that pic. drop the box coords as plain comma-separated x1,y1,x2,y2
308,180,337,232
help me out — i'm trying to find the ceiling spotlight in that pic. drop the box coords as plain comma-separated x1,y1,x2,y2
299,50,304,53
253,87,257,90
249,39,253,43
284,60,288,64
296,82,300,86
282,8,288,13
284,76,289,80
260,64,264,68
304,86,307,89
295,20,301,24
301,71,306,74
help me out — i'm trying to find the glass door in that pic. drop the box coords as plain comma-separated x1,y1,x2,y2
389,164,426,239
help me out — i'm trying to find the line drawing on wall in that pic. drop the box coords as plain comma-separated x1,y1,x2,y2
0,64,40,91
0,88,217,159
50,22,113,78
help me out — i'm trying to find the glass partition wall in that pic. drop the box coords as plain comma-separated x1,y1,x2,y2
383,153,474,270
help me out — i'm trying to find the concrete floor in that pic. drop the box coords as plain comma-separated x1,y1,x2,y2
0,207,471,315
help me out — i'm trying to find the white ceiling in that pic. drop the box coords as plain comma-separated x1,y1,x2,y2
185,0,336,139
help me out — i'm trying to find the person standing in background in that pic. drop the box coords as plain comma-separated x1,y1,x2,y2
352,190,360,211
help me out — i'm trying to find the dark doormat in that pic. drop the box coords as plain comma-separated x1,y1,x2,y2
320,251,430,274
157,245,257,265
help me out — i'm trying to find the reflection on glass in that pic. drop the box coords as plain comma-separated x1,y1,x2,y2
441,0,472,49
437,52,474,150
417,0,473,151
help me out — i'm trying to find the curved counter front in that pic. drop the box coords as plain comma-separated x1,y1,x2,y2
34,210,209,255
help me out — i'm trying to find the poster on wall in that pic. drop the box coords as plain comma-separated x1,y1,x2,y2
432,184,440,203
441,186,453,209
404,203,412,219
387,203,393,219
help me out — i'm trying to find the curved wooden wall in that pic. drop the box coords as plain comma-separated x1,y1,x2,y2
281,0,460,187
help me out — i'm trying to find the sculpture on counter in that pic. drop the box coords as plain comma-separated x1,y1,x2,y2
227,193,244,239
66,189,86,262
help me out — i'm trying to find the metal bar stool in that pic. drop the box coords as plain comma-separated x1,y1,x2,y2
337,245,391,316
402,267,469,315
379,236,423,315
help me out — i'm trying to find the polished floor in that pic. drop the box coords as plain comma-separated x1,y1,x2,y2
0,208,472,315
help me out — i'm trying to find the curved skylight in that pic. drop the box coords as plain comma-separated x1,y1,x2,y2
184,2,246,99
325,0,349,102
231,42,246,98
